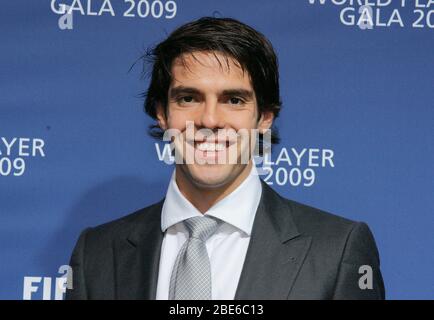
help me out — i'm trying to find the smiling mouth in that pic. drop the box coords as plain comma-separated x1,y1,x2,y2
194,141,230,151
185,139,236,155
177,137,247,164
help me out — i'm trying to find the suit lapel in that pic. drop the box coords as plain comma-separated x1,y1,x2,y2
112,181,311,300
114,200,164,300
235,181,312,299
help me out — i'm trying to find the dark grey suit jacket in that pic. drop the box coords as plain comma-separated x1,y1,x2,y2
66,181,385,300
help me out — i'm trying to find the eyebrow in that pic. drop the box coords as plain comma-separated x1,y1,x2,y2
169,86,254,100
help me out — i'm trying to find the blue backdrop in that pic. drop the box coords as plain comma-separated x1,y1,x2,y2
0,0,433,300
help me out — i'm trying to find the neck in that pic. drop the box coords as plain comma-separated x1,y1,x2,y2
175,161,253,214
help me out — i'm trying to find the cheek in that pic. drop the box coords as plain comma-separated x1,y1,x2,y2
227,111,258,131
166,107,258,130
166,110,190,130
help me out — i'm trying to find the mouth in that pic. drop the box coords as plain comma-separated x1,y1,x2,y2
185,139,236,162
195,141,230,151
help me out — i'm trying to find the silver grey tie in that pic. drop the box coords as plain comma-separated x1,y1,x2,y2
169,216,220,300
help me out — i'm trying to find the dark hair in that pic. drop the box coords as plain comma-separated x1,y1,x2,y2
141,17,282,149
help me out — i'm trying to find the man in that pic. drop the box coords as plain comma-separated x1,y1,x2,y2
66,17,385,300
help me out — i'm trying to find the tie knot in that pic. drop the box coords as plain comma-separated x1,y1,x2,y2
184,216,220,241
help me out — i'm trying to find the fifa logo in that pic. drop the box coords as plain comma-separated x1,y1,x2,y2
23,265,72,300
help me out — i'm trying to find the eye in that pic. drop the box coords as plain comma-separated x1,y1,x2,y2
181,96,193,102
177,96,196,105
228,97,244,105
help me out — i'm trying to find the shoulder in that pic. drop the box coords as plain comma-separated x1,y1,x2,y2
77,199,164,247
285,197,357,235
261,184,384,298
267,184,381,259
276,192,379,264
261,181,373,246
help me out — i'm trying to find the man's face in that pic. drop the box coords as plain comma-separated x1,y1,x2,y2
156,51,273,190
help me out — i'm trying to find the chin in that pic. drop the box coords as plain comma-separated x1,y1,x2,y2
184,164,240,189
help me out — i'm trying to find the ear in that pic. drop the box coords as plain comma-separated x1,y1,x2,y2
155,103,168,130
257,110,274,133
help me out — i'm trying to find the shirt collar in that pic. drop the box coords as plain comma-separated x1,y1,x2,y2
161,164,262,236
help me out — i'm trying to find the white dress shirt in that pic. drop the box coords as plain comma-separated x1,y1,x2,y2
156,164,262,300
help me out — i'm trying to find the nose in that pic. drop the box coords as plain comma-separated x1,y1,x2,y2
196,98,223,130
